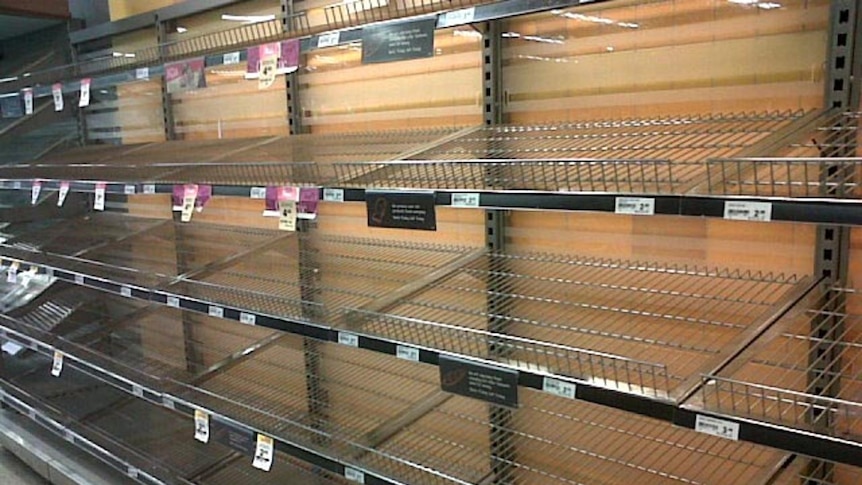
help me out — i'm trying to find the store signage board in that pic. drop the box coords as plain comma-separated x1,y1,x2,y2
439,355,518,408
366,191,436,231
1,94,22,119
361,18,435,64
211,419,255,455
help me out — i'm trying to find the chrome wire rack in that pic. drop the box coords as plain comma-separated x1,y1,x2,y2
329,110,805,193
698,286,862,444
771,456,862,485
342,252,807,399
0,294,791,485
705,111,861,197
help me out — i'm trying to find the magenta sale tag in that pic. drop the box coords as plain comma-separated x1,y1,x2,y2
172,184,212,208
298,187,320,215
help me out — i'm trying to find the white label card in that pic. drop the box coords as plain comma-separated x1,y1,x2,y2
6,262,18,284
79,78,91,108
51,351,64,377
58,182,70,207
615,197,655,216
223,51,241,65
439,7,475,27
250,187,267,199
127,467,139,479
181,185,198,223
278,200,297,232
23,89,33,115
52,83,64,112
240,312,256,325
74,274,84,285
194,410,210,443
63,429,74,442
252,434,274,472
124,184,136,195
208,305,224,318
143,184,156,194
542,377,576,400
162,396,176,410
132,385,144,398
344,467,365,483
723,201,772,222
695,414,740,441
338,332,359,347
317,31,340,48
120,286,132,297
167,296,181,308
30,182,41,205
323,188,344,202
451,193,480,208
11,181,21,189
135,67,149,80
94,183,106,211
396,345,419,362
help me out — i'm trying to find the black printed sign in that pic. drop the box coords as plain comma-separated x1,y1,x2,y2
210,419,255,455
366,191,436,231
361,18,436,64
439,355,519,408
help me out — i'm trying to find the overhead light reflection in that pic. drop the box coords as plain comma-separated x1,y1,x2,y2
551,9,639,29
221,14,277,23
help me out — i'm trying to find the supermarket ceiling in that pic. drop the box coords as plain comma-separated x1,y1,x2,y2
0,0,69,41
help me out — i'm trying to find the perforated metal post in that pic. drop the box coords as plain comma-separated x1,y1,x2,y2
482,20,515,485
157,18,177,141
806,1,862,482
282,0,305,135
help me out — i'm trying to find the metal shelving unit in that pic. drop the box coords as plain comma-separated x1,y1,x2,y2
0,285,797,485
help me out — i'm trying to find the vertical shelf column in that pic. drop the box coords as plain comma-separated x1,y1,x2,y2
156,18,177,142
483,20,515,485
282,0,305,135
806,1,862,481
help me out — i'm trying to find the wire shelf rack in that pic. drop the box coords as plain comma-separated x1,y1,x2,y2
699,286,862,445
324,0,479,30
202,453,351,485
345,252,806,399
328,111,805,193
705,111,861,197
772,456,862,485
2,295,792,485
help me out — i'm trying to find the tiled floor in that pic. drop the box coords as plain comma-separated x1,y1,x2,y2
0,447,47,485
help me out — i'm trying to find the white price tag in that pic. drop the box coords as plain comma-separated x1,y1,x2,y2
143,184,156,194
132,385,144,398
74,274,84,285
695,414,740,441
542,377,576,400
317,31,340,48
22,89,33,115
11,181,20,190
252,434,274,472
396,345,419,362
6,261,18,284
52,83,64,112
167,296,181,308
127,467,139,479
120,286,132,297
162,396,175,410
194,410,210,443
323,188,344,202
338,332,359,347
250,187,267,199
123,184,136,195
181,185,198,223
439,7,475,27
223,51,241,65
208,305,224,318
240,312,256,325
614,197,655,216
345,467,365,483
79,78,91,108
57,182,70,206
51,351,64,377
278,200,297,232
451,193,480,208
135,67,149,80
63,429,74,442
94,183,106,211
30,182,41,205
723,201,772,222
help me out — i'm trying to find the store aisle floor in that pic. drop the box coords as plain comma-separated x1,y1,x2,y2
0,447,47,485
